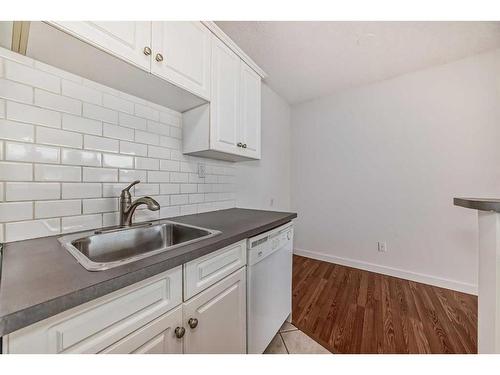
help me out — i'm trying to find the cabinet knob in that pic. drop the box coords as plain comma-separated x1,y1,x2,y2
188,318,199,329
143,46,152,56
242,144,247,149
174,326,185,338
237,142,243,148
155,53,164,62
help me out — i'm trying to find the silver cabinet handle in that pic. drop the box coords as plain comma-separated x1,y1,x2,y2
143,46,152,56
174,326,185,338
155,53,164,62
188,318,198,329
237,142,243,148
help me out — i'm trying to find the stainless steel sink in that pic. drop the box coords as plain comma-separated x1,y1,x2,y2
59,221,221,271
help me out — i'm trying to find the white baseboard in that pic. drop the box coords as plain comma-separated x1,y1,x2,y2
293,248,478,295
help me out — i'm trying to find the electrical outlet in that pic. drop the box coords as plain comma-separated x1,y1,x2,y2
197,163,206,178
378,241,387,252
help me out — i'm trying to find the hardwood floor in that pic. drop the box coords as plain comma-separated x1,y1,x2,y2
291,255,477,354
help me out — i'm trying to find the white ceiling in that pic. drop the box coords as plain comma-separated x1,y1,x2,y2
216,21,500,104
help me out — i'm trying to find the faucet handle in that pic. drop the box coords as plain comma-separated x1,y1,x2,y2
122,180,140,194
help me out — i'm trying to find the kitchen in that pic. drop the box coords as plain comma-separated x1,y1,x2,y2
0,1,500,371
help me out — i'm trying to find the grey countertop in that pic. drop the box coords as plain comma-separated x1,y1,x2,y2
454,198,500,212
0,208,297,336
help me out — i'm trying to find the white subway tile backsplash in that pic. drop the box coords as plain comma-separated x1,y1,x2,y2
160,205,180,218
103,123,134,141
134,183,159,196
5,60,60,93
0,79,33,103
119,169,147,182
135,157,159,170
148,145,170,159
62,80,101,104
0,119,34,142
34,61,82,83
180,204,197,215
35,89,81,115
159,111,180,126
189,193,205,204
103,153,133,168
6,218,60,242
0,202,33,222
119,112,147,130
181,184,198,194
160,183,180,195
83,167,118,182
6,101,61,128
169,126,182,139
62,113,102,135
84,135,119,153
160,159,180,171
83,197,118,214
103,183,126,197
102,93,134,114
147,121,170,136
6,182,60,201
62,148,101,167
170,194,189,206
35,200,81,218
135,103,159,121
35,164,81,182
62,183,101,199
160,136,181,150
120,141,148,156
0,49,235,242
147,171,170,183
0,162,33,181
83,103,118,123
103,212,120,226
135,130,159,145
170,172,189,183
6,142,60,163
62,214,102,233
133,209,159,222
36,127,82,148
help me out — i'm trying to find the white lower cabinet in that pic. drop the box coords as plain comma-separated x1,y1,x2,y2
3,242,248,354
183,267,247,354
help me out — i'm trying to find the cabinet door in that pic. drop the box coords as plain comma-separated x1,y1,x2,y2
100,306,183,354
151,21,211,100
183,268,246,354
209,37,242,156
239,63,262,159
49,21,151,71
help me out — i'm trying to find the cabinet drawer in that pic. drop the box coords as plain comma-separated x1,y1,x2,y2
183,240,247,300
4,266,182,354
100,306,183,354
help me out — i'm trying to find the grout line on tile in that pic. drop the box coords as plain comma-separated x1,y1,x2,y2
279,332,290,354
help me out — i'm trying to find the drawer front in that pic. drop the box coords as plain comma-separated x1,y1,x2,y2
183,240,247,300
99,306,183,354
5,266,182,354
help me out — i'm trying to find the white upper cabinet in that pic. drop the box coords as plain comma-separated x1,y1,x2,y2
183,37,262,161
49,21,152,70
151,22,211,100
240,62,262,159
209,36,241,156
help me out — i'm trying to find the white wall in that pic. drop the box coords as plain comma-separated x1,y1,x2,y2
235,84,291,211
291,49,500,294
0,47,236,243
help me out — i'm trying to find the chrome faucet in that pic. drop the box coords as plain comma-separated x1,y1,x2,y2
119,180,160,227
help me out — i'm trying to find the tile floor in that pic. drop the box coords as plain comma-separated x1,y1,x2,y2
263,321,331,354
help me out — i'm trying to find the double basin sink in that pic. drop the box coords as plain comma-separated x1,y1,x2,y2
59,221,221,271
